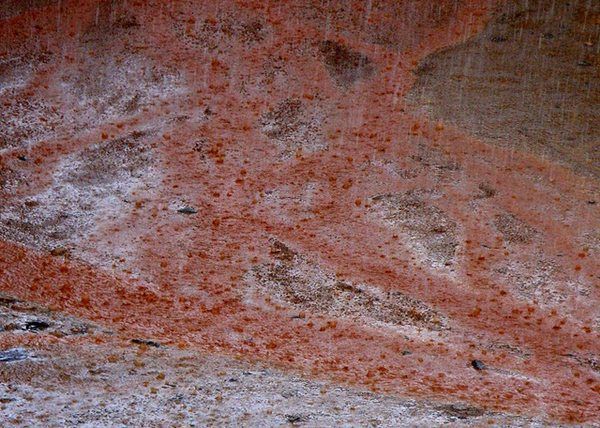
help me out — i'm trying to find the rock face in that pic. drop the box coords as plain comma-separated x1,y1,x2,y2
0,0,599,426
407,0,600,178
246,239,447,330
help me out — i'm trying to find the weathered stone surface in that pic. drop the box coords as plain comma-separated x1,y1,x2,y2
0,0,598,425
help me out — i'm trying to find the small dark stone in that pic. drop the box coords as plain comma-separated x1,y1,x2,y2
489,35,507,43
69,324,89,335
17,155,28,161
0,295,18,305
50,246,69,257
477,182,496,199
588,200,597,205
471,359,486,370
438,403,485,419
0,348,30,363
24,320,50,331
177,206,198,214
402,350,412,356
285,414,307,424
131,338,161,347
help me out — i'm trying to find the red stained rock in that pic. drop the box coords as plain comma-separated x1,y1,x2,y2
0,0,598,425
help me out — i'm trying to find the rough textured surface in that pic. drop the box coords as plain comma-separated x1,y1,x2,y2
408,0,600,177
0,0,598,426
0,335,553,427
